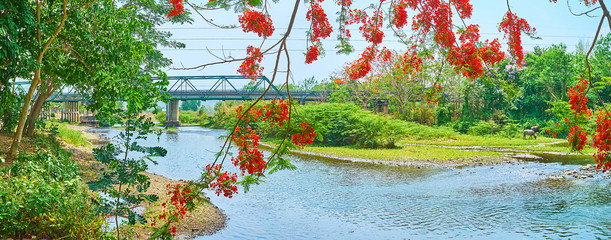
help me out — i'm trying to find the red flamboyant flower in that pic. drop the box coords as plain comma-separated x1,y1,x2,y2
550,0,598,5
206,164,239,198
305,45,320,64
237,46,264,81
392,2,408,28
292,123,316,148
448,42,483,79
479,39,505,65
307,2,333,41
566,78,592,152
263,99,290,127
499,11,535,66
568,78,592,117
239,9,275,38
167,0,184,18
334,78,347,84
345,47,376,79
451,0,473,19
593,110,611,170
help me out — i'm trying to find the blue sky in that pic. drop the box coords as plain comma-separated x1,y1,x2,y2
159,0,609,87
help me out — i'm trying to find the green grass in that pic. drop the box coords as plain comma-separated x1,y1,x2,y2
56,123,91,147
400,135,561,147
300,145,504,163
510,145,597,153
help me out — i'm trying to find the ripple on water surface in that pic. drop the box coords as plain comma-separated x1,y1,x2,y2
92,127,611,239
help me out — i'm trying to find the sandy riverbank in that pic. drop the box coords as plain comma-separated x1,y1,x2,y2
66,124,227,239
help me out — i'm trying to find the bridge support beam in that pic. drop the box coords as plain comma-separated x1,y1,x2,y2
165,99,181,127
376,100,388,115
61,102,80,123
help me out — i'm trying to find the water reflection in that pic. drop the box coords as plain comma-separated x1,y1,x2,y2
91,127,611,239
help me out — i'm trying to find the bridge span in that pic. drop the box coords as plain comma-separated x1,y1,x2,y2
16,75,341,127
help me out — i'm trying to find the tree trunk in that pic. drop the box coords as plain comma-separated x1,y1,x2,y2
7,70,41,161
25,79,55,136
6,0,68,161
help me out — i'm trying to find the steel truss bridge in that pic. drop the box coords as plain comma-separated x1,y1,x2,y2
14,75,332,103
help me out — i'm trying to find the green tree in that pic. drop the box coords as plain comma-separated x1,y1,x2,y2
181,100,201,111
6,0,191,161
513,45,579,121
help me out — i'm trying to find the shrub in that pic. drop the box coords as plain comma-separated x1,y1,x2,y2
403,121,459,140
154,111,166,124
294,103,407,148
0,152,105,239
498,122,522,138
467,121,498,136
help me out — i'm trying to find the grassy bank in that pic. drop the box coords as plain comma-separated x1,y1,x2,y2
55,122,93,147
300,144,506,165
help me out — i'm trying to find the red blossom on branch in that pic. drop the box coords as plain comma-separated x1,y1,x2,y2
239,9,275,38
167,0,184,18
499,11,536,66
305,45,320,64
237,46,264,81
392,2,408,28
566,78,592,152
594,111,611,170
206,164,239,198
307,2,333,41
292,123,316,148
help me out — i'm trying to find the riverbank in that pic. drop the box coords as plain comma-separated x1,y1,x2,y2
67,124,227,239
0,124,227,239
262,138,591,168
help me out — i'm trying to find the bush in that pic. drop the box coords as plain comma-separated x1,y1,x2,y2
467,121,498,136
403,122,459,140
154,111,166,124
0,152,105,239
498,122,522,138
294,103,407,148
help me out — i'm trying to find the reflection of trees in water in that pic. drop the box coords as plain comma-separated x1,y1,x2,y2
166,131,178,142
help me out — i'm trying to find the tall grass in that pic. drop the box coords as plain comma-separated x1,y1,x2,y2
56,123,91,147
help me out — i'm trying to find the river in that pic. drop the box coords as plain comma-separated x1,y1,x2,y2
91,126,611,239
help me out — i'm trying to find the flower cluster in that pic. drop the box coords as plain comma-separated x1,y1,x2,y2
425,83,443,104
499,12,535,66
231,126,266,175
292,123,316,148
566,78,592,152
305,46,319,64
568,78,592,116
206,164,239,198
237,46,264,81
151,184,195,237
238,9,274,38
594,111,611,170
167,0,184,18
305,1,332,64
307,2,333,42
392,2,408,28
263,99,290,127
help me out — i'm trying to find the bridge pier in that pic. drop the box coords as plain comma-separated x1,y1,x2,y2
376,100,388,115
165,99,181,127
61,101,80,123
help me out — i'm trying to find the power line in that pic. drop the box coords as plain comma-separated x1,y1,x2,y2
158,43,585,52
159,27,600,38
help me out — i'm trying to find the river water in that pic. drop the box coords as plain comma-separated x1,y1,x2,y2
91,126,611,239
